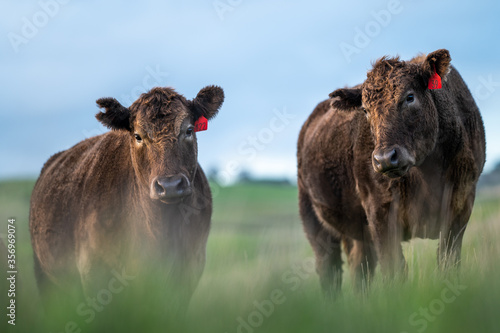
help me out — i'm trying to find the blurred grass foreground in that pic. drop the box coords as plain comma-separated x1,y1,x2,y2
0,179,499,333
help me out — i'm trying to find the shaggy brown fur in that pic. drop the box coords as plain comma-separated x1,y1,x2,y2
30,86,224,313
297,49,485,296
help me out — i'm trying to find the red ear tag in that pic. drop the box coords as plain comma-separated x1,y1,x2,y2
194,116,208,132
428,64,442,90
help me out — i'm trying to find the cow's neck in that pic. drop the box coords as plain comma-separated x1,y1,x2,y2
432,90,466,170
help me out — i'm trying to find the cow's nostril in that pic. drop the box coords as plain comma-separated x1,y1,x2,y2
176,178,185,191
154,180,165,195
372,152,383,172
150,175,192,201
390,149,398,164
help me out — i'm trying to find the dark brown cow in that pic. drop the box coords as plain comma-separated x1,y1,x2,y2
30,86,224,311
297,49,485,295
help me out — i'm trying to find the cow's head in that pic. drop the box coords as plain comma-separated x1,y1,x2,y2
96,86,224,203
330,49,451,178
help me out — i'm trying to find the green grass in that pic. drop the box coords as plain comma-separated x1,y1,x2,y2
1,180,500,333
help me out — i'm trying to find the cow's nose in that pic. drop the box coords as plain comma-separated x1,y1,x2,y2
372,146,413,177
150,174,192,201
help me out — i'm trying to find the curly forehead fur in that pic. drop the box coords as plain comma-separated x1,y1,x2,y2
362,56,424,111
130,87,190,141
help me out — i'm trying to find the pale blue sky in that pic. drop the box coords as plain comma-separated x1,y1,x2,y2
1,0,499,181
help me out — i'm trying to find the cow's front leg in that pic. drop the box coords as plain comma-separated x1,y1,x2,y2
437,190,476,272
343,232,377,292
437,223,465,271
299,190,344,299
367,201,407,280
437,192,474,271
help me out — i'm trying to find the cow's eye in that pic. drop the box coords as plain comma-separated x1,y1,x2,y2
406,94,415,103
185,127,194,136
134,134,142,143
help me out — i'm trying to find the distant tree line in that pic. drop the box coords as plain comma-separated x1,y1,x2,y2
478,162,500,189
207,167,293,186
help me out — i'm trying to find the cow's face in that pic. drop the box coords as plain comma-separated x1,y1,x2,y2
96,86,224,203
330,49,451,178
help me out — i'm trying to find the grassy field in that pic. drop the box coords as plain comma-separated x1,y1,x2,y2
1,180,500,333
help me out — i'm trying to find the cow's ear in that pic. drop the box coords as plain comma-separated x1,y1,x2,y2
329,88,362,111
95,98,131,131
422,49,451,80
193,85,224,120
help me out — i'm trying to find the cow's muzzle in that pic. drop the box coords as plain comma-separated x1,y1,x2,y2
150,174,192,203
372,146,415,178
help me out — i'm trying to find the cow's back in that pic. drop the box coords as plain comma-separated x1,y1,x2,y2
446,66,486,173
